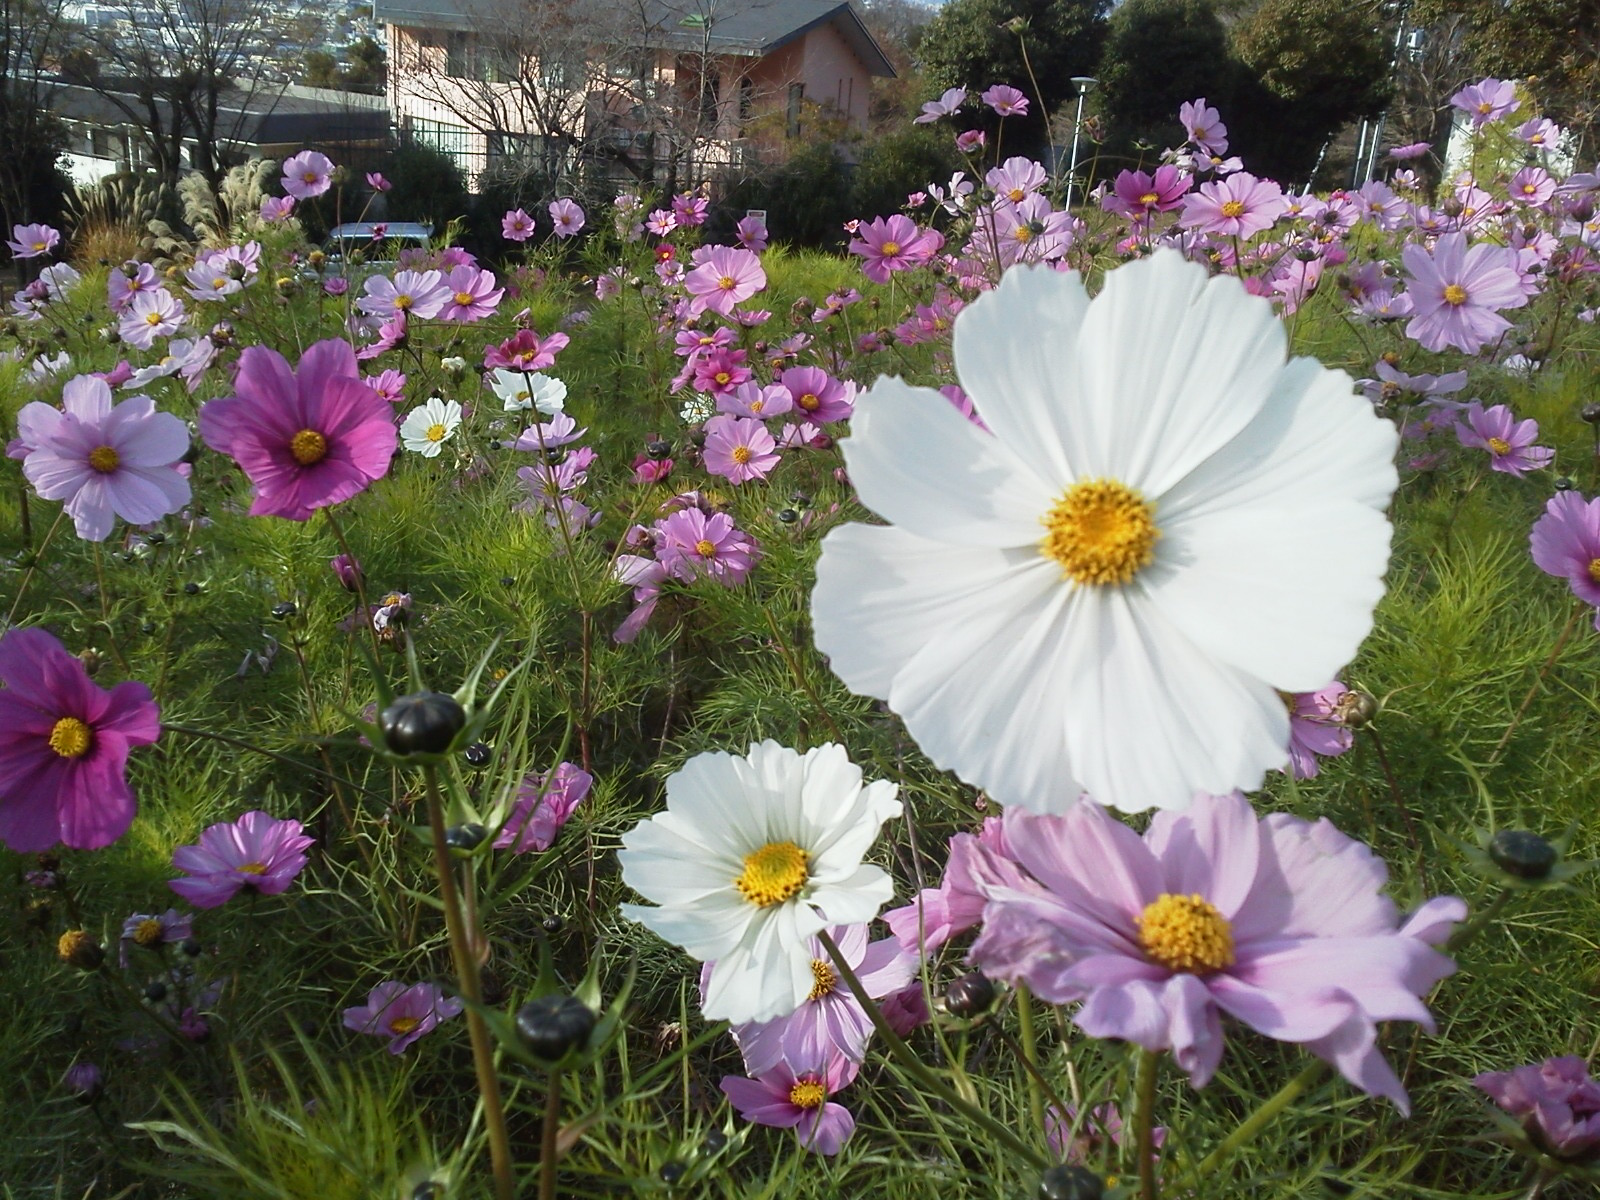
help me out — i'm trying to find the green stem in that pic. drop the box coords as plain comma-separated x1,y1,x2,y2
1490,599,1586,766
1134,1048,1160,1200
6,508,66,626
1445,887,1514,954
423,764,515,1200
817,931,1048,1171
322,506,382,662
540,1066,562,1200
1193,1060,1325,1180
1015,983,1046,1136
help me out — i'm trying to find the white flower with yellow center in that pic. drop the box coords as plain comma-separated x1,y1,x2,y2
398,396,462,457
618,741,902,1024
811,252,1398,814
488,367,566,414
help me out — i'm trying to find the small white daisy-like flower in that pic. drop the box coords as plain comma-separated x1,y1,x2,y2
812,252,1399,814
618,741,902,1024
488,367,566,414
398,396,462,457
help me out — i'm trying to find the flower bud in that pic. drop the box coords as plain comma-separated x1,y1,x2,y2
57,929,104,970
944,970,996,1018
271,601,298,621
380,691,468,756
1038,1165,1105,1200
646,439,673,460
1555,476,1576,491
1581,403,1600,426
444,822,487,852
63,1061,104,1103
514,994,596,1061
1334,688,1378,729
1488,829,1557,881
659,1162,686,1184
464,741,492,768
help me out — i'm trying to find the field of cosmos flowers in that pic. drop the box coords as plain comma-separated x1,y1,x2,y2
5,79,1600,1200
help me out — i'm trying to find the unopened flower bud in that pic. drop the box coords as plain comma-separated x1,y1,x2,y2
1580,403,1600,425
444,822,487,852
271,601,298,621
464,741,492,768
944,970,996,1018
659,1162,686,1184
1488,829,1557,881
63,1061,104,1103
514,994,596,1061
1334,688,1378,728
1555,476,1576,491
1038,1165,1105,1200
380,691,467,756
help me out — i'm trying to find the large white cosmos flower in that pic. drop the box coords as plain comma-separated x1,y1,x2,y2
812,252,1397,814
619,741,901,1024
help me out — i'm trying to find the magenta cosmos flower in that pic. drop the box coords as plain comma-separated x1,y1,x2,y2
0,627,160,852
548,197,585,237
1179,172,1287,238
8,222,60,259
199,338,397,520
1531,490,1600,627
684,245,766,316
343,981,463,1054
1401,232,1528,353
168,810,313,907
357,270,451,320
702,414,779,484
779,365,852,423
437,265,503,323
494,762,593,853
655,508,757,584
18,374,190,541
1475,1057,1600,1160
848,214,937,284
1451,77,1520,128
1455,401,1552,476
982,83,1029,117
966,791,1465,1111
721,1054,859,1156
281,150,335,200
484,328,569,372
1103,166,1192,220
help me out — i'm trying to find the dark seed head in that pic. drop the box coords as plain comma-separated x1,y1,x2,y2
1488,829,1558,880
464,741,493,768
1583,403,1600,426
1038,1165,1105,1200
944,970,997,1018
444,823,487,851
777,508,799,524
1555,476,1576,491
646,439,673,460
542,914,564,934
659,1162,686,1185
180,937,203,958
379,691,468,756
183,581,201,595
271,601,297,620
514,994,596,1061
143,979,169,1003
702,1128,728,1153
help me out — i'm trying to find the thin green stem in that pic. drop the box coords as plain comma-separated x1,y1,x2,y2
540,1066,562,1200
1192,1061,1325,1179
818,930,1048,1171
1490,599,1586,766
423,764,515,1200
762,606,844,743
1014,983,1046,1136
6,508,67,626
1134,1047,1160,1200
322,506,382,662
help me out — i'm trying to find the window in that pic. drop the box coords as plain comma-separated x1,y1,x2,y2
408,118,479,179
786,82,803,138
447,31,469,78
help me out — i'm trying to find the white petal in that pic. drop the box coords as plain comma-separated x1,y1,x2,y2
841,375,1055,546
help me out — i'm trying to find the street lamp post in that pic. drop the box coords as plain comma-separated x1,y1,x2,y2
1065,75,1099,210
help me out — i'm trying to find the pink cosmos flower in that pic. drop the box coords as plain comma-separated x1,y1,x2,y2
119,289,186,351
1179,172,1287,239
1388,141,1430,161
198,338,397,520
8,223,60,259
672,193,708,227
1285,681,1353,779
1401,232,1527,354
1508,166,1555,207
1103,166,1192,220
955,129,986,153
915,86,966,124
986,156,1048,204
981,84,1029,117
1517,117,1561,147
848,214,936,284
691,347,751,395
437,265,503,323
330,552,364,591
281,150,335,200
357,270,451,320
1451,77,1520,128
548,197,585,237
118,907,192,967
260,196,295,223
965,792,1466,1111
366,171,391,192
343,981,463,1054
107,261,159,314
493,762,593,853
779,366,852,423
484,328,569,371
1180,98,1228,156
17,374,190,541
684,245,767,316
654,508,756,584
717,381,792,419
365,368,407,404
0,627,160,852
169,810,313,907
1475,1057,1600,1160
613,553,669,643
355,311,407,361
645,208,677,236
721,1055,859,1156
703,414,779,483
734,214,769,252
502,208,535,241
1454,402,1551,476
1530,490,1600,628
725,924,916,1075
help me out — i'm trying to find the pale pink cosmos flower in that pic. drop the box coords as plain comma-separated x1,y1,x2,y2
914,86,966,124
1451,77,1520,128
684,245,767,316
654,508,756,585
7,222,60,259
1401,232,1528,353
494,762,593,853
118,288,186,351
1508,166,1555,207
955,129,986,153
281,150,334,199
722,1054,859,1156
168,810,314,908
645,208,677,236
502,208,535,241
981,84,1028,117
1516,117,1561,147
437,265,503,323
343,981,463,1054
717,381,792,419
357,270,452,320
260,196,295,223
735,214,769,251
703,414,779,484
1531,490,1600,629
1455,401,1552,476
108,261,160,314
985,156,1047,204
1180,98,1228,156
1475,1057,1600,1160
18,374,190,541
1388,141,1430,161
1285,681,1353,779
848,214,936,284
672,193,708,227
780,365,852,423
1179,172,1287,239
548,197,585,237
366,171,391,192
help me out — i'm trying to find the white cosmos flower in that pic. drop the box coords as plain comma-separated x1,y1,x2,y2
618,740,902,1024
811,252,1398,814
399,396,462,457
488,367,566,414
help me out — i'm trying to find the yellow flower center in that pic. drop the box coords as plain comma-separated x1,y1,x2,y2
395,294,414,310
1219,200,1245,218
1007,187,1025,202
389,1016,421,1035
454,291,474,306
1486,436,1511,455
303,171,320,183
718,275,736,291
1442,283,1468,306
1013,226,1033,243
734,841,808,908
133,917,165,947
1139,192,1159,206
798,393,820,411
788,1079,826,1109
1138,893,1235,974
694,538,716,557
237,861,268,875
808,959,838,1002
714,371,731,386
48,716,92,758
213,277,228,289
731,445,752,464
1039,479,1160,586
1588,558,1600,584
1523,183,1537,195
31,240,47,251
145,312,163,326
426,423,447,442
749,399,765,413
1477,101,1493,114
87,445,120,473
880,240,901,257
289,429,328,465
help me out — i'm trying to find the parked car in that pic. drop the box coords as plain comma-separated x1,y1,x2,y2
321,221,435,278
